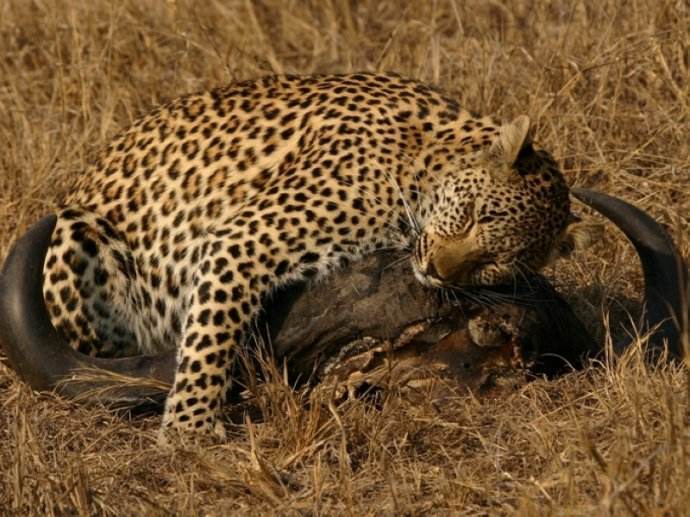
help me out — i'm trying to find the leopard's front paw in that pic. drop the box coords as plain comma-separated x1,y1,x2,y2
157,418,227,446
157,399,227,445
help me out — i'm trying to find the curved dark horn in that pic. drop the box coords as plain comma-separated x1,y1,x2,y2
571,188,688,359
4,190,683,412
0,215,175,410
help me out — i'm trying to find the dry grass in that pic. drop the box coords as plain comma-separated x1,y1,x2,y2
0,0,688,514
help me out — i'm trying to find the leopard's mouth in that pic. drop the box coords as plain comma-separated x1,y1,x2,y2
411,258,444,288
411,254,507,288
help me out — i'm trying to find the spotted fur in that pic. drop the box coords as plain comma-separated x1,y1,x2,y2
42,73,574,435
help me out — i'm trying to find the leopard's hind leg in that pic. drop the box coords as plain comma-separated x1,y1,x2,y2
42,208,142,358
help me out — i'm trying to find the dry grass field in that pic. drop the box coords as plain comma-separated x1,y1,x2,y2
0,0,688,514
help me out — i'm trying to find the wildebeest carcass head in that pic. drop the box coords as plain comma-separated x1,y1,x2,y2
0,189,686,412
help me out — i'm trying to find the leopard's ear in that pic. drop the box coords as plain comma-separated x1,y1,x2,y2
486,115,532,168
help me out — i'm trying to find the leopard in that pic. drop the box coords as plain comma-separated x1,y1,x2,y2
41,72,583,437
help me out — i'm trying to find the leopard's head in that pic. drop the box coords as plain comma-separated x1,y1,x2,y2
413,115,591,287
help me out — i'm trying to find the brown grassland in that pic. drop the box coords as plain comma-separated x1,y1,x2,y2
0,0,688,514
